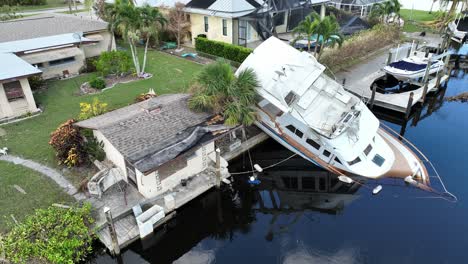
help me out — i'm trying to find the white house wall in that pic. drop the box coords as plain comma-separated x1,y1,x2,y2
136,142,219,198
0,78,38,120
82,31,116,58
93,130,128,180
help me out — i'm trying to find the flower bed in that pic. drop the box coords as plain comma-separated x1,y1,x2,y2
79,73,152,95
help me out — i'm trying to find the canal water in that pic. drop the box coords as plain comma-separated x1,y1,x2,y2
92,46,468,264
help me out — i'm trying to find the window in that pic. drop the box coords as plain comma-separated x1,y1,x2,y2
282,176,298,189
204,16,209,32
33,62,44,68
364,144,373,156
286,125,295,133
348,156,361,166
285,125,303,138
319,177,326,190
372,154,385,167
3,81,24,101
302,177,316,189
306,138,320,150
273,12,285,26
334,157,342,164
284,91,297,106
222,19,227,36
49,57,75,66
323,149,331,157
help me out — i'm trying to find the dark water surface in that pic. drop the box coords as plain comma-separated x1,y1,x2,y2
92,47,468,264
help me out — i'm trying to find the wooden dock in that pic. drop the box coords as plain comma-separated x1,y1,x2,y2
337,43,451,114
93,129,269,254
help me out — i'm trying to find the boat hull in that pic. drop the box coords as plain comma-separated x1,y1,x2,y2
383,61,444,81
255,120,430,185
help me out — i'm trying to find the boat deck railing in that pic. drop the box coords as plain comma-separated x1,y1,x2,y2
380,122,457,202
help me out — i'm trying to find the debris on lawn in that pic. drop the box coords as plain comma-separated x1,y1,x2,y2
13,185,27,195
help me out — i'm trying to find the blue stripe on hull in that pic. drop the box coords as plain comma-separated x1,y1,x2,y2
257,121,324,169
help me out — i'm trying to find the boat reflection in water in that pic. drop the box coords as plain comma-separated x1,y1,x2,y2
243,148,363,242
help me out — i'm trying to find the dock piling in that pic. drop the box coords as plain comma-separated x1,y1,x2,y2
386,51,392,65
405,92,414,120
215,148,221,188
369,83,377,109
104,207,120,256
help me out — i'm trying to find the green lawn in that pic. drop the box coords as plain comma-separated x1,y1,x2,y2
0,161,74,233
400,9,438,33
0,50,202,179
14,0,69,11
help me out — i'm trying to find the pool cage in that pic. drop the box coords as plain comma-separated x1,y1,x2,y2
328,0,386,17
237,0,326,45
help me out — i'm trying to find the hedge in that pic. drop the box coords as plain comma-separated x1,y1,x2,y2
0,0,46,6
195,37,252,63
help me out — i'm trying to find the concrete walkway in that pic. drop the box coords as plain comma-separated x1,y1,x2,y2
17,5,84,16
0,155,85,201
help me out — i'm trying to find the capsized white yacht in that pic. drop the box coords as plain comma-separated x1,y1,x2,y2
236,37,429,184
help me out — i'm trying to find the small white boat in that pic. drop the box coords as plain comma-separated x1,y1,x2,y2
383,55,444,81
236,37,430,184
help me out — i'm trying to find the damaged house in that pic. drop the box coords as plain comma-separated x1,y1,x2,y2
75,94,230,198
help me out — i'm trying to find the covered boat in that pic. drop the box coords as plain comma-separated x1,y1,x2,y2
383,55,444,81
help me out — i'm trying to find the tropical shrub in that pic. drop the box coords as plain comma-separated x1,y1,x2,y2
89,76,106,89
78,98,108,120
27,75,45,90
94,50,133,76
0,204,94,264
0,0,46,6
189,60,259,126
84,136,106,162
0,4,22,21
49,119,86,167
195,37,252,63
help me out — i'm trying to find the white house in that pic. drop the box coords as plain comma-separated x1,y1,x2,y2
75,94,229,198
0,14,115,80
0,53,42,121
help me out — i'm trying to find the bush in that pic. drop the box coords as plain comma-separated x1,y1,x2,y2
94,50,133,76
0,0,46,6
84,136,106,162
0,204,94,264
320,24,401,72
27,75,45,90
78,98,108,120
81,56,99,73
195,37,252,63
89,76,106,89
49,119,86,167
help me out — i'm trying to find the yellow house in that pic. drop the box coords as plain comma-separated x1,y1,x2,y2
184,0,329,46
0,53,41,122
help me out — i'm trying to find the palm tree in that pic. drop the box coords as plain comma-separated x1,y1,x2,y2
292,12,321,55
100,1,120,51
370,0,401,24
139,5,166,74
189,61,259,126
114,1,166,76
316,15,344,61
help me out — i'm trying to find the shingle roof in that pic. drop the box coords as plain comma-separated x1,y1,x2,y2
75,94,213,172
0,53,42,81
0,14,108,43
